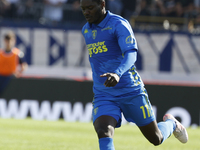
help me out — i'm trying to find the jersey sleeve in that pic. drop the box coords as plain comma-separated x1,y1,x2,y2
113,49,137,77
114,19,138,54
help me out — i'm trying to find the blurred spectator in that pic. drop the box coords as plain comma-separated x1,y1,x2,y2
0,0,9,18
194,0,200,11
194,0,200,24
107,0,122,16
0,31,28,95
138,0,151,16
121,0,138,20
3,0,20,19
42,0,68,25
0,0,197,30
156,0,195,17
175,0,194,17
156,0,177,17
194,0,200,10
138,0,162,17
18,0,43,20
63,0,85,23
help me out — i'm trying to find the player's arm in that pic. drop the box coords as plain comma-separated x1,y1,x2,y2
100,49,137,87
13,51,28,78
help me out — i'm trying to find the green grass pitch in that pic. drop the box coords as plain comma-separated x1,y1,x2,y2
0,118,199,150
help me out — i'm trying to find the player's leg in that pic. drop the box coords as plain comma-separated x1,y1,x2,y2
138,114,189,145
138,119,175,145
94,115,117,138
136,89,188,144
94,115,117,150
92,100,121,150
120,89,176,146
0,75,12,94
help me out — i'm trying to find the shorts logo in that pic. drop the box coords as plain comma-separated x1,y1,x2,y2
92,30,97,39
126,35,134,44
93,107,98,115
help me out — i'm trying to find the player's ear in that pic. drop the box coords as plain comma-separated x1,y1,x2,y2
101,0,105,9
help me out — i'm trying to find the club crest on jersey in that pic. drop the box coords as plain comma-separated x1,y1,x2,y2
92,30,97,39
126,35,135,44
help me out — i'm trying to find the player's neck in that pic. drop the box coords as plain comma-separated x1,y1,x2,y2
5,48,12,52
93,10,107,25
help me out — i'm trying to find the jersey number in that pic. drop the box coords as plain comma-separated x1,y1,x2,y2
140,105,151,119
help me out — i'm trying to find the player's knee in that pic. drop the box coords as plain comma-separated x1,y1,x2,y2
149,135,162,146
96,125,114,138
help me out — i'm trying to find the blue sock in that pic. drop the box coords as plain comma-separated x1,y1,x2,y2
99,137,115,150
158,119,176,143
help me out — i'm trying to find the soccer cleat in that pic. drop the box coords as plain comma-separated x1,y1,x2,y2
163,114,188,143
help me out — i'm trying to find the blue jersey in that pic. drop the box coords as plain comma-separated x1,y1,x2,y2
82,11,144,99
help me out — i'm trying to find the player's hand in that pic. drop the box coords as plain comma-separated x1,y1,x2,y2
13,71,22,78
100,73,120,87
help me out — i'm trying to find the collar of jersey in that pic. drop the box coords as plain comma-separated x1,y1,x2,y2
88,10,110,29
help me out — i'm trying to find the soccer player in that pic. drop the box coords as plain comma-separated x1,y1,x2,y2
0,31,28,94
80,0,188,149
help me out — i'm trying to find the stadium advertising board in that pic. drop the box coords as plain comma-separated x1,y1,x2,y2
0,27,200,84
0,78,199,127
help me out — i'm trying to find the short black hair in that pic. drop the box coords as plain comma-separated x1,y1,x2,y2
4,31,16,40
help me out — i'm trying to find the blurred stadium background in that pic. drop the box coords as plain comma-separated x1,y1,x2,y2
0,0,200,146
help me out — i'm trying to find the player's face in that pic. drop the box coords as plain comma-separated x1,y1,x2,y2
4,38,15,50
80,0,105,24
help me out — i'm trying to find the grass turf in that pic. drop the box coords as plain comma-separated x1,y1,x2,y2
0,118,199,150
